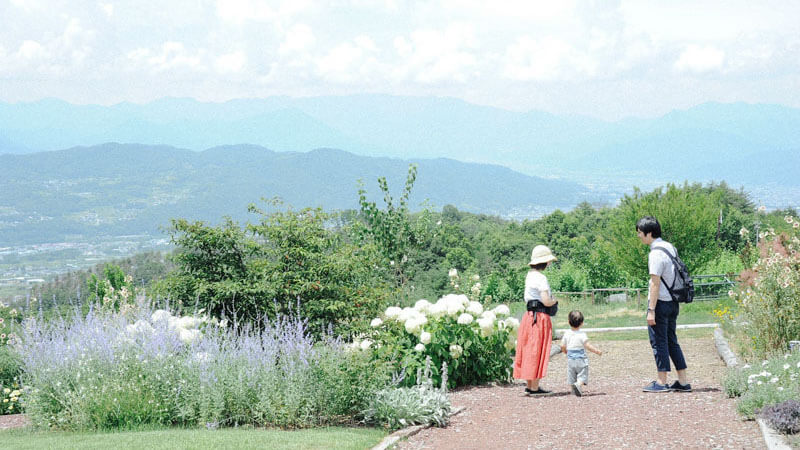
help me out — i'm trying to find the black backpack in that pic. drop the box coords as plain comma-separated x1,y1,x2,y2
653,246,694,303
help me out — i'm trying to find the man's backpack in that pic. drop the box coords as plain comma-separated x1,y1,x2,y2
653,246,694,303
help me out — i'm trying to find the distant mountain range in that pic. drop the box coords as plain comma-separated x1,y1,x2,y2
0,143,588,246
2,96,799,186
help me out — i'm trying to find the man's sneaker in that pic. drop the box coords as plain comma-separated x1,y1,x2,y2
669,381,692,392
642,381,671,392
571,382,583,397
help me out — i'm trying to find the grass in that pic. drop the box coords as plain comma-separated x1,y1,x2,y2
588,326,714,341
508,297,731,330
0,426,387,450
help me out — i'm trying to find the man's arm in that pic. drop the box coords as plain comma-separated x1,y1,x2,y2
647,274,660,326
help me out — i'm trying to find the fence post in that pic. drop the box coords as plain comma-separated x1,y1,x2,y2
591,290,595,305
636,289,641,308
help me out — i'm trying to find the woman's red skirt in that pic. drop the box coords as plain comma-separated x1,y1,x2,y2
513,311,552,380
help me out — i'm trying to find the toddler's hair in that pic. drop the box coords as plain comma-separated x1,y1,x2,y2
568,310,584,328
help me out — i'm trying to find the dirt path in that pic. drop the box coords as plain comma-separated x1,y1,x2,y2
399,337,764,449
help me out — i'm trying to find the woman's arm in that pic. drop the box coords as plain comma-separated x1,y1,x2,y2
540,289,557,307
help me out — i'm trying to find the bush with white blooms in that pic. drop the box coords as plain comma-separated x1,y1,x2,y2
361,293,518,388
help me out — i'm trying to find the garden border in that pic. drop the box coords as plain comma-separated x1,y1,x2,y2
370,406,465,450
713,327,792,450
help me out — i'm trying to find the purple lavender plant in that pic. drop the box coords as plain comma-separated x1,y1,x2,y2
759,399,800,435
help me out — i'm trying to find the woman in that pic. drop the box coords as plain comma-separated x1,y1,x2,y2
513,245,558,395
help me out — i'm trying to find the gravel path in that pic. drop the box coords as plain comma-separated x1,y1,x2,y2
399,336,764,449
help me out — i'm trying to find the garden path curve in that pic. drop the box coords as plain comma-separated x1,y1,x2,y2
398,336,764,449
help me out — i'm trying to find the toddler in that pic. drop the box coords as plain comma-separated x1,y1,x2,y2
560,310,603,396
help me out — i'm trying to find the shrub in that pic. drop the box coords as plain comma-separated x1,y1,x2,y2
0,346,22,387
0,380,23,415
363,357,451,430
727,218,800,358
364,293,516,389
759,399,800,435
16,303,390,430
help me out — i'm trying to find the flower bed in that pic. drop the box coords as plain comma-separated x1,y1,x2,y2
14,305,390,430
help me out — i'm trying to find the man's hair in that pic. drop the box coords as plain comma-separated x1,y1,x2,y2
636,216,661,238
568,310,584,328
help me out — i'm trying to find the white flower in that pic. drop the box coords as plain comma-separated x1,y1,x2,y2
471,274,480,281
449,344,463,359
470,283,482,295
405,318,423,335
151,310,172,323
193,352,209,363
446,301,465,317
457,313,474,325
492,305,510,316
742,364,751,369
770,377,779,383
503,317,520,331
477,317,494,337
420,331,431,344
466,301,484,316
398,307,417,322
414,343,425,352
762,361,768,366
757,381,763,385
427,303,445,318
370,318,383,328
448,268,458,278
778,387,784,391
413,299,431,313
179,328,201,344
177,316,201,330
783,364,790,370
480,311,497,322
796,361,800,368
385,306,402,320
360,339,373,350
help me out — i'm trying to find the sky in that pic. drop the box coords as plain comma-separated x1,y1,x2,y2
1,0,799,119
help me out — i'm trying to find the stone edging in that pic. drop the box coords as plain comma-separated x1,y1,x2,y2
370,406,466,450
713,327,792,450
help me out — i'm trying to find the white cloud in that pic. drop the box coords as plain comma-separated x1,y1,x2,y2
127,42,204,72
392,24,478,84
216,0,314,24
279,24,316,55
316,36,379,83
215,50,246,73
17,40,48,60
674,45,725,73
503,36,595,81
101,3,114,17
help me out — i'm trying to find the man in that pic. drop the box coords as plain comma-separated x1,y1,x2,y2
636,216,691,393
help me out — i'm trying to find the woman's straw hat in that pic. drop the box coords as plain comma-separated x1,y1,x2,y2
528,245,557,266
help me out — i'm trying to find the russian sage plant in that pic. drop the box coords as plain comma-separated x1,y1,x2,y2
15,303,389,430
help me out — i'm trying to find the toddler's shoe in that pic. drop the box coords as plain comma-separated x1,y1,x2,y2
669,381,692,392
642,381,671,392
571,381,583,397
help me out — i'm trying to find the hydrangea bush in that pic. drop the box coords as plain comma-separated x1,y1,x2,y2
15,303,390,430
361,293,518,388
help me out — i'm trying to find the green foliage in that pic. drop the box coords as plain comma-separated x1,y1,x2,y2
695,250,745,276
363,357,451,430
607,183,736,282
157,203,391,338
722,349,800,419
0,379,23,415
87,264,135,310
726,217,800,358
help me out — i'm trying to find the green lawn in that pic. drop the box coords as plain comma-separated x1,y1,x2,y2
508,296,730,330
0,426,387,450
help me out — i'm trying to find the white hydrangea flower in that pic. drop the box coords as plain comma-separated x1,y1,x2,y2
504,317,520,331
360,339,373,350
448,268,458,278
466,301,484,316
179,328,201,344
405,318,423,335
413,299,431,313
457,313,474,325
770,377,779,383
398,307,416,322
480,311,496,322
151,309,172,323
420,331,431,344
385,306,402,320
476,317,494,337
492,305,511,316
783,363,790,370
471,274,480,281
370,318,383,328
449,344,463,359
414,343,425,352
427,303,445,318
177,316,201,330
